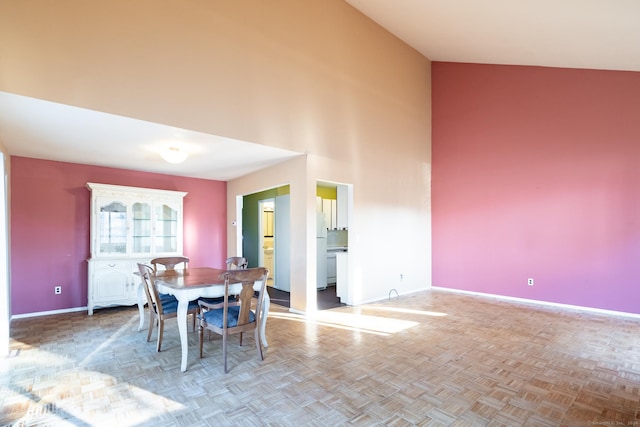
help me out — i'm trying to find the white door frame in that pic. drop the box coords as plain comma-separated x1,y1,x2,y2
258,198,275,280
0,153,9,356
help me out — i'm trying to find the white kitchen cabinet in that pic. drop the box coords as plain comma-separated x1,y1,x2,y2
327,252,337,284
86,183,187,315
321,198,337,229
335,252,348,303
318,188,348,230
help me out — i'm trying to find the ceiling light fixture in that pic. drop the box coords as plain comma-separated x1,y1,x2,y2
160,147,188,164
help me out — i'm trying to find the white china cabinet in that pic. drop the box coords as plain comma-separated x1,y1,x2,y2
87,183,187,315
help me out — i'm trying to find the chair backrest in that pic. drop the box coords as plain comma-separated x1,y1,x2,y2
226,256,248,270
137,263,164,316
222,267,269,328
151,256,189,272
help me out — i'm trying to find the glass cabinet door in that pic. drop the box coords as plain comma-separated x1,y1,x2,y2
154,203,178,253
97,200,128,255
89,183,185,258
132,202,152,254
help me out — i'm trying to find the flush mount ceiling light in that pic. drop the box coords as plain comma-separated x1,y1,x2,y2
160,147,188,164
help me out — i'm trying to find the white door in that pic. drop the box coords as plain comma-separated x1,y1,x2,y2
274,194,291,291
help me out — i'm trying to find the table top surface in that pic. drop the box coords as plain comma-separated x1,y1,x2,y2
153,267,227,289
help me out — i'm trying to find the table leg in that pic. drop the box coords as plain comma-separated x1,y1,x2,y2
261,293,269,348
176,298,189,372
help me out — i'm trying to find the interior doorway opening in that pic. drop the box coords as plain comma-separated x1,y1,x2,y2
258,199,275,287
236,181,352,312
316,180,352,310
239,186,290,293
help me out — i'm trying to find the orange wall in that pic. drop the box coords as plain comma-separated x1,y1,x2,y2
1,0,432,309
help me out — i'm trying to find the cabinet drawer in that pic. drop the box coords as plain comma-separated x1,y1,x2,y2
90,260,134,272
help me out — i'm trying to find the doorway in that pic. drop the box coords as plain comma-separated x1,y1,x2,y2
316,181,352,309
241,186,291,293
258,199,275,287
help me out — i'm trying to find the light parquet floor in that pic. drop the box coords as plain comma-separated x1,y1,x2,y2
3,289,640,426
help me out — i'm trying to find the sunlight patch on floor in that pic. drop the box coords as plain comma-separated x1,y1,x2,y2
362,305,448,317
4,313,187,426
79,312,138,368
269,310,419,335
3,372,187,427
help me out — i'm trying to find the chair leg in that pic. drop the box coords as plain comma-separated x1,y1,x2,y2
198,323,204,358
239,332,244,346
223,332,228,373
255,328,264,361
147,313,155,342
157,319,164,352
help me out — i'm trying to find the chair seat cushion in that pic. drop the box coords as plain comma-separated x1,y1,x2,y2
202,306,255,327
199,296,237,305
158,293,199,314
159,293,177,304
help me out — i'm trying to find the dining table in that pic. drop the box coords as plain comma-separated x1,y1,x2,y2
152,267,270,372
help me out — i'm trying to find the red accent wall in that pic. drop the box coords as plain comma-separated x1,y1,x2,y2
432,63,640,314
10,157,227,315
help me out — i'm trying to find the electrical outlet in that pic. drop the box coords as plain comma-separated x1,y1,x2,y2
527,278,534,286
54,286,62,295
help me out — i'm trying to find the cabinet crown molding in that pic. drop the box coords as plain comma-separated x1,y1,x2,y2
86,182,188,200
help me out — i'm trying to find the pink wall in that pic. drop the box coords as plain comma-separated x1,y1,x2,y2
432,63,640,314
10,157,227,315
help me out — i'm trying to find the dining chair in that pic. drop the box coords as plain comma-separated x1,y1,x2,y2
198,257,249,307
226,256,248,270
137,263,199,352
150,256,189,272
198,267,269,373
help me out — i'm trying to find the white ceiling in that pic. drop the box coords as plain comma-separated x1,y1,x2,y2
2,1,639,180
0,92,302,181
347,0,640,72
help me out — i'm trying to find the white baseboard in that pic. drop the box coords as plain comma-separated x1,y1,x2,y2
11,306,87,320
432,286,640,319
12,287,639,321
357,286,432,306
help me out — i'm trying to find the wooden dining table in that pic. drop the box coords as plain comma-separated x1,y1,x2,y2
152,267,270,372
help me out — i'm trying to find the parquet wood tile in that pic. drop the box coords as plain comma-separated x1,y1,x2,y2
3,289,640,426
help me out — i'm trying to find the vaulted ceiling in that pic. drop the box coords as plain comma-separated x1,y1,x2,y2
347,0,640,72
2,1,638,180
